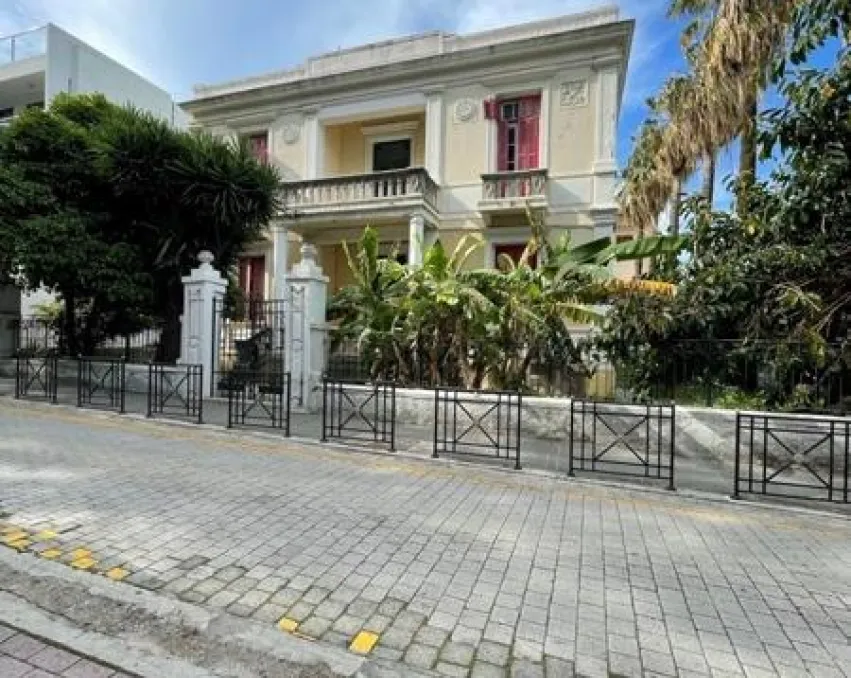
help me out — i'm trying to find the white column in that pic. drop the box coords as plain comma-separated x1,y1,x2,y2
287,243,329,410
593,65,619,174
179,251,227,390
304,113,324,179
408,214,425,268
424,91,444,183
272,221,290,300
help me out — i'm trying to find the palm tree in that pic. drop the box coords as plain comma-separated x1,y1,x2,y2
620,0,797,230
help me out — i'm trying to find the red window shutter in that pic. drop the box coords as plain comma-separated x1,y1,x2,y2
518,95,541,170
249,133,268,164
483,99,496,120
496,118,509,172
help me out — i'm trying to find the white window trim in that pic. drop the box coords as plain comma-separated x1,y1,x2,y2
364,133,416,172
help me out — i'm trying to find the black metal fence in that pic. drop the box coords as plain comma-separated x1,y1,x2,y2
213,298,287,398
12,317,164,362
433,388,522,469
734,411,849,504
568,399,675,488
227,370,291,435
14,354,58,403
147,363,203,424
77,357,125,413
321,378,396,449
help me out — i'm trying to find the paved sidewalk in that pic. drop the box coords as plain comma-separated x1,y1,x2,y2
1,401,850,677
0,624,133,678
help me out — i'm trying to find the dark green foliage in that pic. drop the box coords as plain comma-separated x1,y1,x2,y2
0,94,279,359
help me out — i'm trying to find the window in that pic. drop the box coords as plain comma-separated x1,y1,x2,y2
26,101,44,110
494,243,537,271
372,139,411,172
497,95,541,172
0,107,13,120
245,132,268,164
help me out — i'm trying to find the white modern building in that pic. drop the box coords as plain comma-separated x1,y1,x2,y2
0,24,182,126
0,24,186,347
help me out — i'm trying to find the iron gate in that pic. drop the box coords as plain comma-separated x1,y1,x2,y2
227,369,291,435
734,411,849,503
212,292,304,403
15,354,58,403
433,388,522,469
77,358,125,413
321,378,396,449
147,363,203,423
569,399,675,488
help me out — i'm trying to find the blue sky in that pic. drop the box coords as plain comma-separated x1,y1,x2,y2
1,0,729,190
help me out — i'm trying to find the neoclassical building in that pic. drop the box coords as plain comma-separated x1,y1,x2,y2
181,6,633,297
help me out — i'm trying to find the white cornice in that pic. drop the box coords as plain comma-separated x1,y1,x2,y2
360,120,419,136
183,18,633,119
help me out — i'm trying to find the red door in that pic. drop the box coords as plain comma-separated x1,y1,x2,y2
494,243,537,270
238,256,266,301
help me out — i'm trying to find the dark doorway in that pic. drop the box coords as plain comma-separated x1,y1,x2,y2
372,139,411,172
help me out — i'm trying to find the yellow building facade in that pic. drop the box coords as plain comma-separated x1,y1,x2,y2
182,7,634,296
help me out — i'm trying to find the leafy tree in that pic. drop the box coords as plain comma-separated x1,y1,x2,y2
0,94,279,359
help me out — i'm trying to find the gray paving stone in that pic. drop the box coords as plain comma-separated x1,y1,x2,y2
477,640,510,666
405,643,441,669
441,641,476,667
471,662,507,678
509,659,545,678
436,662,470,677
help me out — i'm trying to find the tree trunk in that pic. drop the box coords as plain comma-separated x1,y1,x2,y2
62,293,77,357
701,152,716,208
671,179,682,238
738,89,758,213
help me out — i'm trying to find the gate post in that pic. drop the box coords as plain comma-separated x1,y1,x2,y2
180,251,227,393
287,243,328,410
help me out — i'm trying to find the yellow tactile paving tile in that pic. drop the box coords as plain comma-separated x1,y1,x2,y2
6,538,31,551
2,531,29,544
105,567,129,581
40,549,62,560
277,617,299,633
70,556,97,570
71,548,92,560
349,631,379,655
33,530,58,541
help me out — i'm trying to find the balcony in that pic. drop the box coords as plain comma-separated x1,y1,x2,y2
0,27,47,67
281,167,438,224
479,169,549,214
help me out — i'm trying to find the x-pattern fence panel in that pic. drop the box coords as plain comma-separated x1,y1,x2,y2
433,388,522,469
569,399,675,488
147,363,203,424
77,358,125,413
734,411,850,503
15,355,58,403
227,370,291,435
321,378,396,449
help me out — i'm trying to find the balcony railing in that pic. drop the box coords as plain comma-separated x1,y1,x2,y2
481,168,548,201
0,27,48,66
282,167,438,213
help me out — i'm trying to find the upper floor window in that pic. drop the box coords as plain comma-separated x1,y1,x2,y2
494,95,541,172
0,107,13,120
372,138,411,172
246,131,268,164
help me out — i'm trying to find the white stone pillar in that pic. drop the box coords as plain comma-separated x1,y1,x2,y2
424,91,444,183
304,113,324,179
180,251,227,392
272,221,290,300
286,243,329,410
593,65,619,174
408,214,425,268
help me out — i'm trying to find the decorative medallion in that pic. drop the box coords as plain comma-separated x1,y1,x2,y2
560,80,589,108
454,98,477,123
282,122,301,145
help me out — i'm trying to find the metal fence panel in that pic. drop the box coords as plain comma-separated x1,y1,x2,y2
226,370,291,435
14,355,58,402
77,358,125,413
147,363,203,424
321,378,396,449
433,388,522,469
734,411,850,504
569,399,675,488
